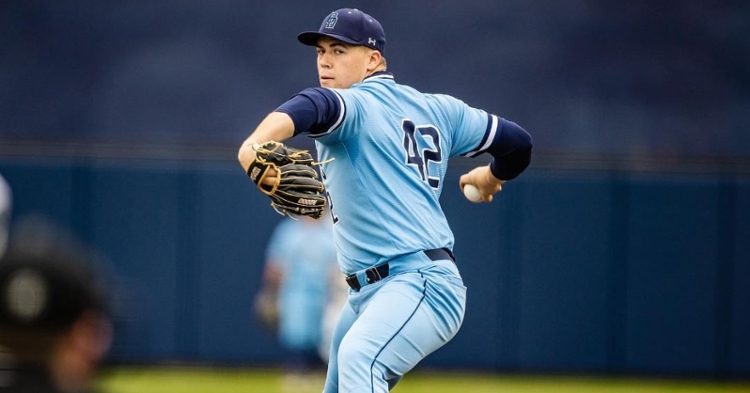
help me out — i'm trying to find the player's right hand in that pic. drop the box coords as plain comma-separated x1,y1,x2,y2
459,165,505,203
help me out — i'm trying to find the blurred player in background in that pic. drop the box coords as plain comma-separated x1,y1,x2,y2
256,213,339,390
238,7,532,392
318,266,349,365
0,217,113,393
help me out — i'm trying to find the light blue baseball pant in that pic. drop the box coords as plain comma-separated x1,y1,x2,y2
322,253,467,393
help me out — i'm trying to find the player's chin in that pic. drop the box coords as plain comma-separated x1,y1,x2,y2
319,78,337,88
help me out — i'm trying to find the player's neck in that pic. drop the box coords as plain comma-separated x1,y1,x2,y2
364,64,387,79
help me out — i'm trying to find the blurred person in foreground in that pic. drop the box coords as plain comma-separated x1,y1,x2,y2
0,218,113,393
255,212,340,390
0,174,10,256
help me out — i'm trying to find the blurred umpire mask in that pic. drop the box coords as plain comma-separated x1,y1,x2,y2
0,217,112,367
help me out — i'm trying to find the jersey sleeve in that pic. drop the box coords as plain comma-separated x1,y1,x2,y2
431,94,496,158
274,87,362,144
309,88,365,144
434,94,532,180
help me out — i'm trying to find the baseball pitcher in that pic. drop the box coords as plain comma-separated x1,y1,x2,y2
238,8,532,392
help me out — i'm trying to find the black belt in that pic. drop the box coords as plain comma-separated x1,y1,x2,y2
345,248,455,291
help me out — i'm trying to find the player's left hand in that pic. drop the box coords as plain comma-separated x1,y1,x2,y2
459,165,505,203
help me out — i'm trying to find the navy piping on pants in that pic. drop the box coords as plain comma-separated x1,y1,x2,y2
368,270,428,392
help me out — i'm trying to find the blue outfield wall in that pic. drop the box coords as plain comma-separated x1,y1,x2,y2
0,159,748,378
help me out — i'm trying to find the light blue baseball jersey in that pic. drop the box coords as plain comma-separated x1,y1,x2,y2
305,73,498,274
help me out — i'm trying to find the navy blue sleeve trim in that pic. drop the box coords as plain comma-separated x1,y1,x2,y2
274,88,343,136
487,119,532,180
462,113,497,158
474,113,494,154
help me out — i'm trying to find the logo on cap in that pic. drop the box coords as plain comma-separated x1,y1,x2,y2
368,38,376,46
324,12,338,29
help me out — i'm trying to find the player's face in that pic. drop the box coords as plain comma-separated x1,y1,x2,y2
315,37,374,89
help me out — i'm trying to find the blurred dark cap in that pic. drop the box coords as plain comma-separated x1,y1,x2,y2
0,217,110,333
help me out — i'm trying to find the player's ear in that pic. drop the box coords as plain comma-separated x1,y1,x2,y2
366,49,382,72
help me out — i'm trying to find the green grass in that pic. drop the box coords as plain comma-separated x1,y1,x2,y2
97,366,750,393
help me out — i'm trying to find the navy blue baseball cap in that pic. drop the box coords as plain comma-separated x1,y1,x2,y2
298,8,386,53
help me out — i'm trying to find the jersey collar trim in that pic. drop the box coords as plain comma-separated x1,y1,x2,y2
364,71,394,81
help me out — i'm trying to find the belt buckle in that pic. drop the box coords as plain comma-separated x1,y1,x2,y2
365,267,382,284
345,274,361,290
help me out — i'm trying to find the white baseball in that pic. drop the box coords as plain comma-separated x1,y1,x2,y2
463,184,482,203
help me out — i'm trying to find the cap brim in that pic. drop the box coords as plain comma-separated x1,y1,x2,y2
297,31,361,47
